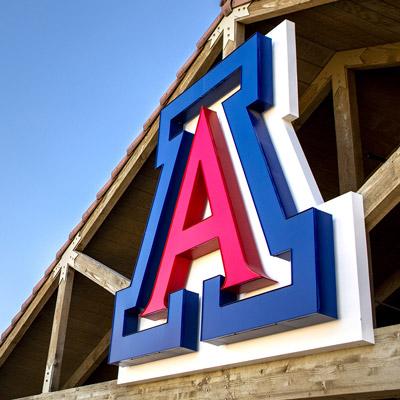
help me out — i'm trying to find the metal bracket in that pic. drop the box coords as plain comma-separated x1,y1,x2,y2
59,264,68,282
51,234,80,280
42,363,54,392
210,4,249,50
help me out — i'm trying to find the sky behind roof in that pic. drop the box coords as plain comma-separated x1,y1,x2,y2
0,0,220,333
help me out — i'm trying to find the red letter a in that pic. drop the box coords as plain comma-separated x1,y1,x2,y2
141,108,274,320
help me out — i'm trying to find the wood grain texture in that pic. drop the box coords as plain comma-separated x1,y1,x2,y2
333,0,400,36
16,324,400,400
42,267,75,393
72,253,130,295
240,0,339,24
358,146,400,232
332,67,364,192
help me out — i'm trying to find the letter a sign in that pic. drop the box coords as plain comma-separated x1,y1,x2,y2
110,21,374,383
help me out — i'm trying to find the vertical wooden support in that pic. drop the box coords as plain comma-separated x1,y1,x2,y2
42,266,74,393
222,21,245,59
332,67,364,193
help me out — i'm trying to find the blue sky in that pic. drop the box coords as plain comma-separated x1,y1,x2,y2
0,1,220,334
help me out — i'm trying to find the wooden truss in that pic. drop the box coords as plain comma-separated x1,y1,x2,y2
1,0,399,398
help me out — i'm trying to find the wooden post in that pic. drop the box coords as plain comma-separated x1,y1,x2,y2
42,266,74,393
332,67,364,193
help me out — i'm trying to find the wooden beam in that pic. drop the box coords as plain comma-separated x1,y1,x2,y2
358,146,400,232
375,269,400,304
296,42,400,194
295,42,400,131
72,252,130,295
238,0,339,24
337,42,400,70
62,330,111,390
17,324,400,400
0,270,60,369
332,67,364,193
42,267,75,393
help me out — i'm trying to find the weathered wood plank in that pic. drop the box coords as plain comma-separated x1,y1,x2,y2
358,146,400,232
72,252,130,295
327,2,397,44
238,0,339,24
332,67,364,193
333,0,400,36
43,267,75,393
339,42,400,69
17,324,400,400
62,330,111,390
353,0,400,23
0,270,60,369
296,36,334,68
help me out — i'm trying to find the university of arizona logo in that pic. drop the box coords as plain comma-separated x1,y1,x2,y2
110,21,373,380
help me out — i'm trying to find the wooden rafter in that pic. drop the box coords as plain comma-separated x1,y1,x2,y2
358,146,400,232
43,266,75,393
238,0,339,24
72,252,130,295
16,324,400,400
295,42,400,131
0,270,60,369
62,330,111,390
